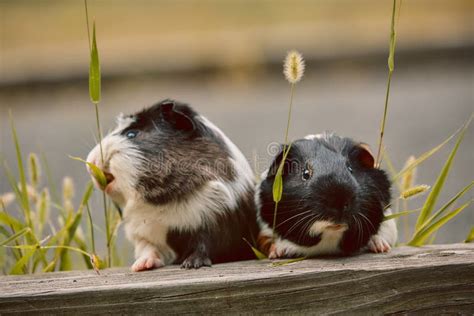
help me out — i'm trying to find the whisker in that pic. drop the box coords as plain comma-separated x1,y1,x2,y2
275,210,313,228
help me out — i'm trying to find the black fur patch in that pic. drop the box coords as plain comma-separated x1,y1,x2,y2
123,99,236,205
167,189,259,264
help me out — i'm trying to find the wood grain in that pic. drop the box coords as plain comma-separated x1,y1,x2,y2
0,244,473,314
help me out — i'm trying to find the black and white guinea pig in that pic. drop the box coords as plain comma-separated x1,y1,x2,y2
87,99,259,271
256,133,397,258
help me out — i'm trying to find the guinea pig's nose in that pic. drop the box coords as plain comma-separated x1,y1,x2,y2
323,183,355,213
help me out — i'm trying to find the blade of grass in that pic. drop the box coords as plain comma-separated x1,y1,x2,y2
414,118,471,230
272,144,292,241
0,211,24,232
271,257,306,267
10,249,35,275
393,125,462,181
69,156,107,189
59,183,94,270
6,244,100,274
89,21,101,104
465,227,474,243
243,238,267,260
86,202,96,254
409,201,471,246
73,235,94,269
383,208,421,221
375,0,400,167
0,226,10,238
415,181,474,236
0,202,24,263
0,227,31,247
8,112,32,228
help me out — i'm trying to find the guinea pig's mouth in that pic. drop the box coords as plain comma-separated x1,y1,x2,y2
326,224,348,231
103,171,115,191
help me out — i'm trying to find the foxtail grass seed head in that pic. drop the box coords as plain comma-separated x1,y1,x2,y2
36,188,50,229
19,183,37,201
62,177,75,202
401,155,416,191
0,192,15,208
283,50,305,84
28,153,41,188
401,185,430,200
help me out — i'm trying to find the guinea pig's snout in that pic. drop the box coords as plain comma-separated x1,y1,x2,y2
330,187,354,212
86,146,115,189
316,176,355,217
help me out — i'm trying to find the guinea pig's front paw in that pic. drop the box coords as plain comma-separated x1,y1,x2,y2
268,243,285,259
181,253,212,269
131,255,164,272
368,235,391,253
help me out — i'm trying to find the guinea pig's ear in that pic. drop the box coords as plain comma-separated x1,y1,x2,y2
160,101,195,132
350,143,375,169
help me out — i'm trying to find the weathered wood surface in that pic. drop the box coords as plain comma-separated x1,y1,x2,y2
0,244,473,314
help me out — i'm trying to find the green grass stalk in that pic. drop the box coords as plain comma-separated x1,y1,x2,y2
84,0,111,267
375,0,399,167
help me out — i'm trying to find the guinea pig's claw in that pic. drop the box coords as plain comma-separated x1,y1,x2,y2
268,244,283,259
181,253,212,269
368,235,391,253
131,255,164,272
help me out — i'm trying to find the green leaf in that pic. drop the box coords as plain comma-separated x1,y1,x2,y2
465,227,474,243
89,21,101,104
409,201,471,246
86,203,96,254
9,112,32,228
80,182,95,208
0,212,24,232
10,249,35,275
415,181,474,236
243,238,267,260
272,173,283,204
272,144,292,203
383,209,421,221
0,227,30,247
70,156,107,189
0,226,10,238
415,118,471,230
73,235,93,269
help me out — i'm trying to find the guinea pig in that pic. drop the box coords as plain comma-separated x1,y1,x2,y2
256,133,397,258
86,99,259,271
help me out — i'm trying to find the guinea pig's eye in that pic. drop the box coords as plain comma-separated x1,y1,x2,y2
302,169,312,181
126,130,139,139
347,165,354,173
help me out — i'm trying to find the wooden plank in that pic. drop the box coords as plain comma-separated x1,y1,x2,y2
0,244,473,314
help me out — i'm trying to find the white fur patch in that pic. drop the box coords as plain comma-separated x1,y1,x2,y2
304,134,324,140
369,208,398,247
197,116,255,207
123,179,245,264
116,113,136,131
260,219,347,257
86,129,143,207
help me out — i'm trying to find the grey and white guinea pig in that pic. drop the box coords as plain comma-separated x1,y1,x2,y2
255,133,397,259
87,99,259,271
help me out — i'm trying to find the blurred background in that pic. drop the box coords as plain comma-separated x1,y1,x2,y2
0,0,473,259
